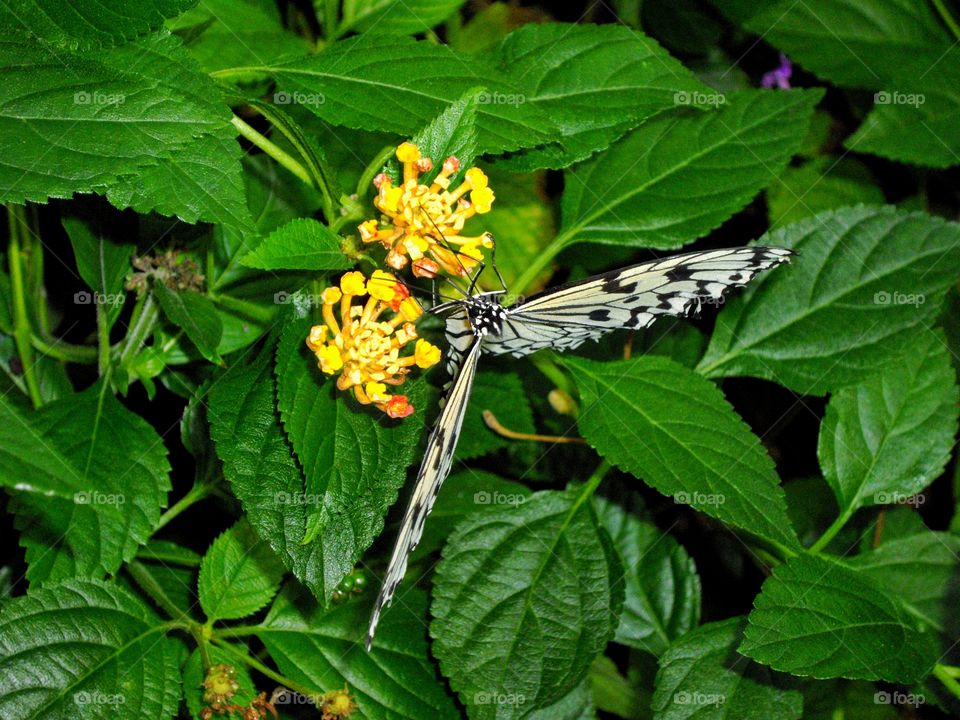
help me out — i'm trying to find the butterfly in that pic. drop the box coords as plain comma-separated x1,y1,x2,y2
364,245,794,649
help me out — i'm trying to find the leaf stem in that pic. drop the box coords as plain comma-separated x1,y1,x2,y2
210,637,323,701
511,229,572,296
7,205,42,407
126,561,193,623
323,0,339,39
29,334,98,363
809,503,856,554
230,115,313,187
529,351,576,397
213,624,262,639
96,300,111,378
119,293,158,363
154,481,215,534
211,294,277,324
932,0,960,40
934,663,960,701
356,144,397,198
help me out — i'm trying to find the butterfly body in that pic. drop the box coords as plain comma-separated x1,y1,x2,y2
365,246,794,650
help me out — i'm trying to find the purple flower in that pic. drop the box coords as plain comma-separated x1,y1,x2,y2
762,53,793,89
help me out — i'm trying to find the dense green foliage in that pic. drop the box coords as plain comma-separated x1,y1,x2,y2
1,1,959,718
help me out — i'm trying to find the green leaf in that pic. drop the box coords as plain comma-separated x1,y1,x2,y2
337,0,467,37
0,579,181,720
154,284,223,364
182,644,257,719
559,89,822,250
199,520,286,621
431,488,624,719
0,33,242,219
258,583,459,719
1,383,171,584
766,157,884,228
567,356,799,553
849,532,960,644
62,216,133,328
652,617,803,720
493,23,712,170
741,554,939,682
411,470,532,561
590,656,645,720
264,35,558,156
208,343,358,601
274,308,425,555
455,370,535,461
594,495,701,655
846,47,960,168
742,0,950,89
412,90,481,183
818,330,958,519
241,218,351,271
0,0,197,47
698,206,960,394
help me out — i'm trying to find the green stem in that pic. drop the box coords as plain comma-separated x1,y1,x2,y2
29,334,98,363
136,546,200,567
231,115,313,187
323,0,339,39
214,624,262,639
934,663,960,701
96,301,111,378
7,205,42,407
211,293,277,324
210,637,323,701
356,144,397,197
809,503,856,554
511,230,572,296
119,293,158,363
582,459,611,499
932,0,960,40
154,481,214,534
127,561,192,623
529,352,576,397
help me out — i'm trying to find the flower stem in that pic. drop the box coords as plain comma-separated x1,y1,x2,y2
119,293,158,363
934,663,960,701
356,144,397,197
932,0,960,40
29,334,98,363
154,481,215,534
230,115,313,187
7,205,42,407
511,229,573,296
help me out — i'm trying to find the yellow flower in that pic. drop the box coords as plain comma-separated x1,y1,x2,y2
305,271,441,417
358,142,496,278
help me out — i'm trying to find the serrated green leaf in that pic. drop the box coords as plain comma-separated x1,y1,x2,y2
182,644,258,719
741,554,939,682
698,206,960,394
62,216,133,328
154,284,223,363
412,90,480,183
455,370,534,461
0,0,197,47
0,579,181,720
241,218,351,271
559,89,822,250
742,0,950,89
849,532,960,643
199,519,286,621
767,157,884,228
590,656,644,720
258,583,459,719
493,23,712,171
263,34,558,156
818,331,958,520
595,495,701,655
1,383,170,584
846,47,960,168
337,0,467,37
0,33,242,220
431,488,624,719
274,309,425,556
208,344,360,601
652,617,802,720
126,558,198,621
567,356,799,553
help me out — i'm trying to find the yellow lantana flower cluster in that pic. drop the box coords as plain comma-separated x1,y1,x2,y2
305,270,441,418
358,142,495,278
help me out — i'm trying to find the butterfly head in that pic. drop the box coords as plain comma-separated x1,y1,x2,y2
464,292,506,336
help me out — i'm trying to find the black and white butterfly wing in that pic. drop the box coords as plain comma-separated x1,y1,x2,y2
365,335,483,650
485,246,793,357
